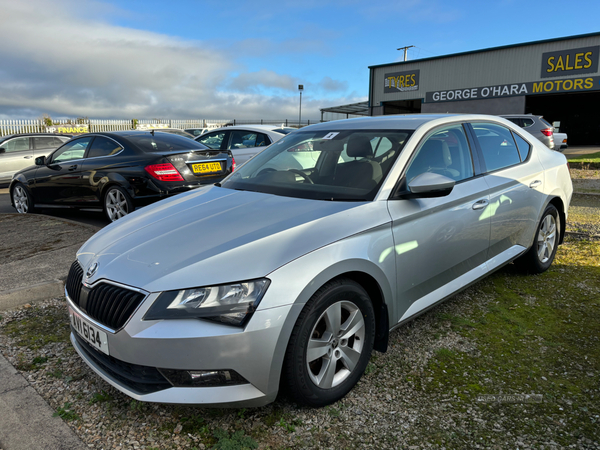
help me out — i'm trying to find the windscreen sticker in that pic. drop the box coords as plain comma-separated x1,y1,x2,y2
322,132,340,140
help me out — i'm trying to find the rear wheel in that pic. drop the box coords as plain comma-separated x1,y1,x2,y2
283,278,375,407
104,186,133,222
12,183,35,214
514,204,560,274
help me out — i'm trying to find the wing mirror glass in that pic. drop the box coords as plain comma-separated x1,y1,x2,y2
35,156,46,165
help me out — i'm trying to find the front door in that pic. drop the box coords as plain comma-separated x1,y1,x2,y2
31,136,92,205
387,123,491,324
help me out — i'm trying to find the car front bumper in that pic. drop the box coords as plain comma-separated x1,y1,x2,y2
66,291,296,407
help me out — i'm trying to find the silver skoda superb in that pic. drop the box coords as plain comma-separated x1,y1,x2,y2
66,114,573,407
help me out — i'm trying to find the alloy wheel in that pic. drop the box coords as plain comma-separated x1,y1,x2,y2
105,188,129,221
12,185,29,214
537,214,556,264
306,300,365,389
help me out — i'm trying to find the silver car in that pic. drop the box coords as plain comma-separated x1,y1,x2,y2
0,133,71,184
194,125,292,166
66,114,572,407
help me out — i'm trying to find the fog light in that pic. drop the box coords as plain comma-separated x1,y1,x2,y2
158,368,247,387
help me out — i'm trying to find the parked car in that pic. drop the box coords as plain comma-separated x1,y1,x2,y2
65,114,572,408
554,131,568,150
0,133,72,185
195,125,291,165
142,128,196,139
184,128,210,137
10,131,234,222
500,114,555,149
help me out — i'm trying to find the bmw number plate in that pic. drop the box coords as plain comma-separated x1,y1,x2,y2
191,162,222,174
69,307,109,355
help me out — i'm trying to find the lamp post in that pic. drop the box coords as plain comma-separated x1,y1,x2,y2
298,84,304,128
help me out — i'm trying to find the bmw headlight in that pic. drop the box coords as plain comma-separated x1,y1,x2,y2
144,279,270,326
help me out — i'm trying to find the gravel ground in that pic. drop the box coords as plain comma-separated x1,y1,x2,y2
569,168,600,195
1,279,599,450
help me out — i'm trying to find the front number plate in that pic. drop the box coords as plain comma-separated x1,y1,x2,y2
69,307,109,355
191,162,222,174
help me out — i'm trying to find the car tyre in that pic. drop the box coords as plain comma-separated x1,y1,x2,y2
283,278,375,407
514,204,560,274
104,186,133,222
12,183,35,214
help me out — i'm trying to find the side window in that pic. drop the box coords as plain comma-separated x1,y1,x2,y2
51,137,92,163
513,133,531,161
33,136,59,149
521,118,535,128
505,118,522,127
472,122,521,172
197,132,226,149
256,133,270,147
87,137,123,158
229,131,257,149
3,137,30,152
405,124,473,183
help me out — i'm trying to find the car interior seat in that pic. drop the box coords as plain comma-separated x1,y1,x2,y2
334,135,382,190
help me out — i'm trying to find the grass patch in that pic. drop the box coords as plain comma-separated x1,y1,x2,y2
212,428,258,450
422,238,600,447
3,304,70,350
568,151,600,164
53,402,80,421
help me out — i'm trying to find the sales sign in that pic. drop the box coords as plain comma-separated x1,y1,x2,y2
541,45,599,78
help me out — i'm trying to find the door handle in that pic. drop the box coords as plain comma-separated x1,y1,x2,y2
529,180,542,189
24,155,33,159
472,199,489,210
68,165,78,171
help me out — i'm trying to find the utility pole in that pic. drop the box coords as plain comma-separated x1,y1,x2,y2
397,45,415,62
298,84,304,127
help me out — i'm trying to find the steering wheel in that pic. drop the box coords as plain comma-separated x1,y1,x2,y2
288,169,314,184
257,167,277,177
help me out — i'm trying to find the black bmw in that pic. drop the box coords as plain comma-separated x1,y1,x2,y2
9,130,235,222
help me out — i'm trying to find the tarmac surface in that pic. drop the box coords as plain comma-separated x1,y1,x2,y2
0,214,98,450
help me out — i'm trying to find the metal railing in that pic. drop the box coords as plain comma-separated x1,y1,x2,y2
0,118,321,137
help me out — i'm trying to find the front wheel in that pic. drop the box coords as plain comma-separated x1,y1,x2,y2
12,183,35,214
283,278,375,407
514,204,560,274
104,186,133,222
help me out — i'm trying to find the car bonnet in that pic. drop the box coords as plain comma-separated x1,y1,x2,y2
77,186,391,292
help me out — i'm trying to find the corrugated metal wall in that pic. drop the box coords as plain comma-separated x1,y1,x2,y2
370,35,600,106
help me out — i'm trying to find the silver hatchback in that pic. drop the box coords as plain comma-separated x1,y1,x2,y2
66,114,572,407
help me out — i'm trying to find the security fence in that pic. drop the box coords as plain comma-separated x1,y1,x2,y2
0,118,321,137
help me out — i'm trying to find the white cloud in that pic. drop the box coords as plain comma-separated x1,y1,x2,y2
0,0,347,120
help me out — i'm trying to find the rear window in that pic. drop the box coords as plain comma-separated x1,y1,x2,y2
540,118,553,128
126,133,209,152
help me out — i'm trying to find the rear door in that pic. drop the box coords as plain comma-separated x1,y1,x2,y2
0,136,33,182
226,130,271,166
468,122,546,260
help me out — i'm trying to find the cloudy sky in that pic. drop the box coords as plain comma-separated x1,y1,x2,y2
0,0,598,121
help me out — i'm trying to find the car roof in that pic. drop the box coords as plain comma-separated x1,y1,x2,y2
205,125,292,133
0,133,72,140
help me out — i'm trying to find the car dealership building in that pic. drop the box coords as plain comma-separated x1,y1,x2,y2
366,32,600,145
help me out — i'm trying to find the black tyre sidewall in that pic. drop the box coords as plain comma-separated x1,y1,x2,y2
284,279,375,407
103,185,133,222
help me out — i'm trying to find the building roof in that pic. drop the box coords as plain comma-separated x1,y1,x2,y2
320,101,369,116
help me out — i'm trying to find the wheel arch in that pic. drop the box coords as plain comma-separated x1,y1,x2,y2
547,196,566,245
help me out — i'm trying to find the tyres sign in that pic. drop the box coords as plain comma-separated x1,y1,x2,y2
384,70,420,93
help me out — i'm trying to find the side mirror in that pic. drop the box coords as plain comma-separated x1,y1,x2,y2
35,156,46,165
395,172,455,199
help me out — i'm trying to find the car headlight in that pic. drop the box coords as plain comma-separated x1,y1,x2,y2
143,279,270,326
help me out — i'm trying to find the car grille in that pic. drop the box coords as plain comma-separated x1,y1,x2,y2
72,330,171,394
66,260,146,330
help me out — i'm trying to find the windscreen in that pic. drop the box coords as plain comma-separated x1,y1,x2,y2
221,129,411,201
126,133,209,152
